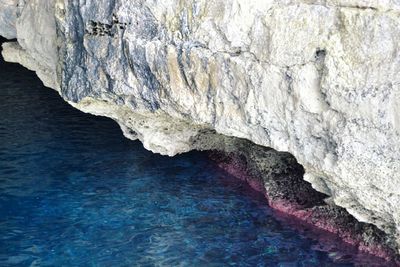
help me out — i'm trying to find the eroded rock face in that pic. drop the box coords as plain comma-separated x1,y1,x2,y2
1,0,400,256
0,0,17,39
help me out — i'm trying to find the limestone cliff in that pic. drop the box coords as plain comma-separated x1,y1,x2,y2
1,0,400,258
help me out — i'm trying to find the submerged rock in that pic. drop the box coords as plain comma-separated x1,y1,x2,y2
1,0,400,260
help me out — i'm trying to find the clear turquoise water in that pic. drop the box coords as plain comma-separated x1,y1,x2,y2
0,52,364,266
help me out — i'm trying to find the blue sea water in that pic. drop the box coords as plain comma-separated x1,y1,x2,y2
0,51,373,266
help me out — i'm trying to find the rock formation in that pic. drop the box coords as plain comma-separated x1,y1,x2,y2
1,0,400,260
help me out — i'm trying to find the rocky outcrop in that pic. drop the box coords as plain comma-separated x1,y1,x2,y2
1,0,400,259
207,138,399,262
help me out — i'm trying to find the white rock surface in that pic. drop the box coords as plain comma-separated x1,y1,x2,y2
1,0,400,252
0,0,17,39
